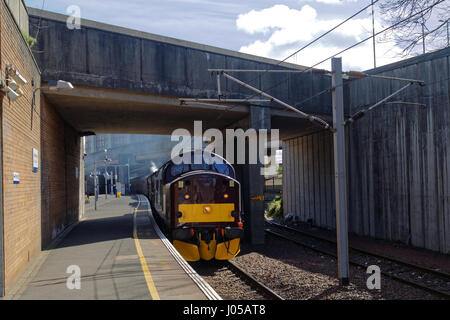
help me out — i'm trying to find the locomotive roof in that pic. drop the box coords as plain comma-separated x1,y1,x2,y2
152,151,235,184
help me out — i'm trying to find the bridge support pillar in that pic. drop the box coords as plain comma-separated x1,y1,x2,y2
241,106,271,245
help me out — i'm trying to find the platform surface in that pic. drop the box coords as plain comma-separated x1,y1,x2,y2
17,196,208,300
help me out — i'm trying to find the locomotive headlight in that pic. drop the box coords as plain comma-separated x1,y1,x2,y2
184,194,190,200
224,193,229,199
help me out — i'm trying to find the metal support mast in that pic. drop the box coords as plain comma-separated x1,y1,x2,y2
331,57,350,286
94,161,98,211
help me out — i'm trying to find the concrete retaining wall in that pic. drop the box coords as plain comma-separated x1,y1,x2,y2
28,9,333,116
5,0,28,34
283,47,450,254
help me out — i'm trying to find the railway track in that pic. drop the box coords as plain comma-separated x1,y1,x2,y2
226,260,285,300
151,210,284,300
265,221,450,299
189,259,284,300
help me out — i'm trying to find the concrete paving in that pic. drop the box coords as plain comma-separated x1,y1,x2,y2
18,196,208,300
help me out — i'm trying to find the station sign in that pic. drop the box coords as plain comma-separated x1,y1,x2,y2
13,172,20,184
32,148,39,172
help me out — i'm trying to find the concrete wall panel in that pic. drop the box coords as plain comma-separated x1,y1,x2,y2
283,48,450,254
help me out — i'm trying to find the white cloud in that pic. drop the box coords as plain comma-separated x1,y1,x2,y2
316,0,342,4
237,5,317,36
236,4,407,70
314,0,358,4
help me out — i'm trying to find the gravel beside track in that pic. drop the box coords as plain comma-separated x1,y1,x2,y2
231,235,444,300
190,234,443,300
153,204,444,300
265,221,450,298
190,261,272,300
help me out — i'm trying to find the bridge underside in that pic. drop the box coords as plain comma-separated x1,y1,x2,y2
43,85,321,138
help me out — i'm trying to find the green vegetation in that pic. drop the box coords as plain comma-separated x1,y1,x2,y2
21,30,36,47
266,191,283,221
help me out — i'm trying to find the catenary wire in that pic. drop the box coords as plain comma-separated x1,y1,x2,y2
241,0,446,104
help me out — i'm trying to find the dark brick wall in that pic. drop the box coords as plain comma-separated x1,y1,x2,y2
40,96,80,248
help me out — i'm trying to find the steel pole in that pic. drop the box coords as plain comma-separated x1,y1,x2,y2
421,15,426,54
447,21,449,47
104,160,107,200
331,57,349,286
94,161,97,211
115,166,118,196
371,0,376,68
127,161,131,195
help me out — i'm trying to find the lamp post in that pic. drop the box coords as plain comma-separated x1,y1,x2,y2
92,163,98,211
104,149,112,199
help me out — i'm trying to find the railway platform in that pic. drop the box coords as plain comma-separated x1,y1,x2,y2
6,195,220,300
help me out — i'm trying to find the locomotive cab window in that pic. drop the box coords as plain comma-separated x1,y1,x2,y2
164,152,235,184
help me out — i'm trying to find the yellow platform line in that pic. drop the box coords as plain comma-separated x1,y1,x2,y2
133,199,160,300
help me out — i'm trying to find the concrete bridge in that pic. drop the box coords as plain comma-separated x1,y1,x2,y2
29,8,335,138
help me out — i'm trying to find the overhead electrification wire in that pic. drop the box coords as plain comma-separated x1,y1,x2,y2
281,0,380,66
241,0,445,105
211,0,382,118
241,0,381,90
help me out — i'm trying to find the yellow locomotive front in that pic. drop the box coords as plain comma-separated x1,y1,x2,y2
162,155,243,262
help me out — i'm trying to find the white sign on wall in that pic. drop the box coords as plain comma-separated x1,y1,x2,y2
32,148,39,172
13,172,20,184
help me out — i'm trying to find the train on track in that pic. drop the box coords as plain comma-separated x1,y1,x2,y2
133,151,243,261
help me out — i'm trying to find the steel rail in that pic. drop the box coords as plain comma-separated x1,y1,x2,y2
266,220,450,280
265,225,450,299
227,260,285,300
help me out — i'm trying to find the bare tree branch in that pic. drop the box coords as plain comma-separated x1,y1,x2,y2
379,0,449,56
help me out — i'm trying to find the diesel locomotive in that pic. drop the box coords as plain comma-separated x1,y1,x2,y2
136,151,243,261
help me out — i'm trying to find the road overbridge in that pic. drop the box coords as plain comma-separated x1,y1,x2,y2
28,8,335,138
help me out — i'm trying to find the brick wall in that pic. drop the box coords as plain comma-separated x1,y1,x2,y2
40,97,81,247
0,0,83,294
1,0,41,292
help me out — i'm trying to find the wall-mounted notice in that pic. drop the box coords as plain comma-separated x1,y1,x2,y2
13,172,20,184
32,148,39,172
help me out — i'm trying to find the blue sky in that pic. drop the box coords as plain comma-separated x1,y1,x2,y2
24,0,409,70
